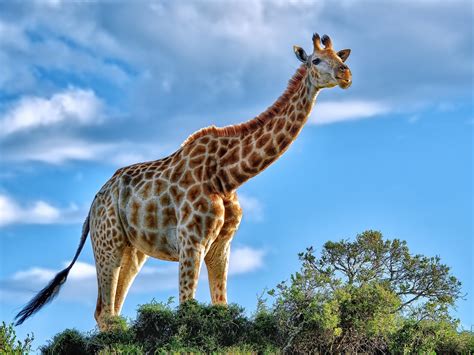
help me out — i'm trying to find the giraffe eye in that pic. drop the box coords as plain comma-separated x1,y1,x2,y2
312,58,321,65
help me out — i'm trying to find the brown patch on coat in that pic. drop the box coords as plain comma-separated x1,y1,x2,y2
153,179,166,195
160,194,171,206
181,202,192,223
162,207,177,227
130,200,140,226
180,170,195,188
139,181,152,199
187,185,201,202
221,147,240,166
145,201,158,229
189,156,203,168
169,185,184,204
229,166,248,184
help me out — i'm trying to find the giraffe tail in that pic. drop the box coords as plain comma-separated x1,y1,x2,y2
14,213,90,326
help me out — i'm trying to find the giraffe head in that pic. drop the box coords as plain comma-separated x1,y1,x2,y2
293,33,352,89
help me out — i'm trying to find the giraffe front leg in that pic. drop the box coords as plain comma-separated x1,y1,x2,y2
205,194,242,304
177,194,226,303
205,239,231,304
178,244,205,302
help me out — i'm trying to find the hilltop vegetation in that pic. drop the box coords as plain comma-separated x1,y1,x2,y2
2,231,473,354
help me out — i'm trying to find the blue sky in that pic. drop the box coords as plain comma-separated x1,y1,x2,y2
0,0,472,349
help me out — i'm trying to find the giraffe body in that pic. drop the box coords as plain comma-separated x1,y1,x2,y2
15,33,352,330
89,152,241,326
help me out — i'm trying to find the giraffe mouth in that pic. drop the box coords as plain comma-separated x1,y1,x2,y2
336,77,352,89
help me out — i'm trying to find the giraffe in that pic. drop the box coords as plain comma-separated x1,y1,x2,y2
15,33,352,330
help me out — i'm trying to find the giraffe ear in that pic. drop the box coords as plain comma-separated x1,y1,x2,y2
293,46,308,63
337,49,351,62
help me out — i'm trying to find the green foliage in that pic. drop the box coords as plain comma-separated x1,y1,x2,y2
38,231,471,354
39,300,270,353
87,317,134,354
171,299,250,351
39,317,135,354
391,317,474,354
96,343,144,355
247,295,282,352
269,230,466,353
0,322,33,355
40,328,88,355
133,298,254,352
133,298,177,351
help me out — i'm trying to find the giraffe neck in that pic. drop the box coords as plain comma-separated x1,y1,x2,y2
213,65,320,194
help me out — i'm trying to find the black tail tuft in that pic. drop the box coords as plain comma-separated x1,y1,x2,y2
14,266,72,325
14,214,90,326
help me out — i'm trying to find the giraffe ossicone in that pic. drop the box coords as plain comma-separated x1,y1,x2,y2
15,33,352,330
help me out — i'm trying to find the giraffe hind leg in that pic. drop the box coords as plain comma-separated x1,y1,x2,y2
91,216,127,330
114,246,148,315
93,249,124,331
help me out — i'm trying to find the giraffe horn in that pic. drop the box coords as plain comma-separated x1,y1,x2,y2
312,33,322,51
321,34,333,49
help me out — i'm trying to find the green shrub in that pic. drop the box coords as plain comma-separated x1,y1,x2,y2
390,318,474,354
176,300,249,350
247,303,282,351
0,322,33,355
40,328,88,355
132,298,177,352
87,323,134,354
96,343,144,355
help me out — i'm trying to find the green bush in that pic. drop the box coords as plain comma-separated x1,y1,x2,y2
132,298,177,351
96,343,144,355
87,318,134,354
134,299,252,352
172,300,250,351
39,300,272,354
40,328,88,355
390,318,474,354
0,322,33,355
247,296,283,352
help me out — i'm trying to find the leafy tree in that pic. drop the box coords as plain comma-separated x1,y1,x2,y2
305,230,462,316
270,230,464,353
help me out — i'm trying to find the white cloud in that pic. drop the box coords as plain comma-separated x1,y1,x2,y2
66,261,96,280
0,88,103,136
0,194,83,227
12,267,56,283
2,136,169,165
310,100,391,125
6,138,113,164
229,246,265,275
0,87,172,166
238,194,264,222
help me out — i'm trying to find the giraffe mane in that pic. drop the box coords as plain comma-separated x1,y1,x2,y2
181,65,308,147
